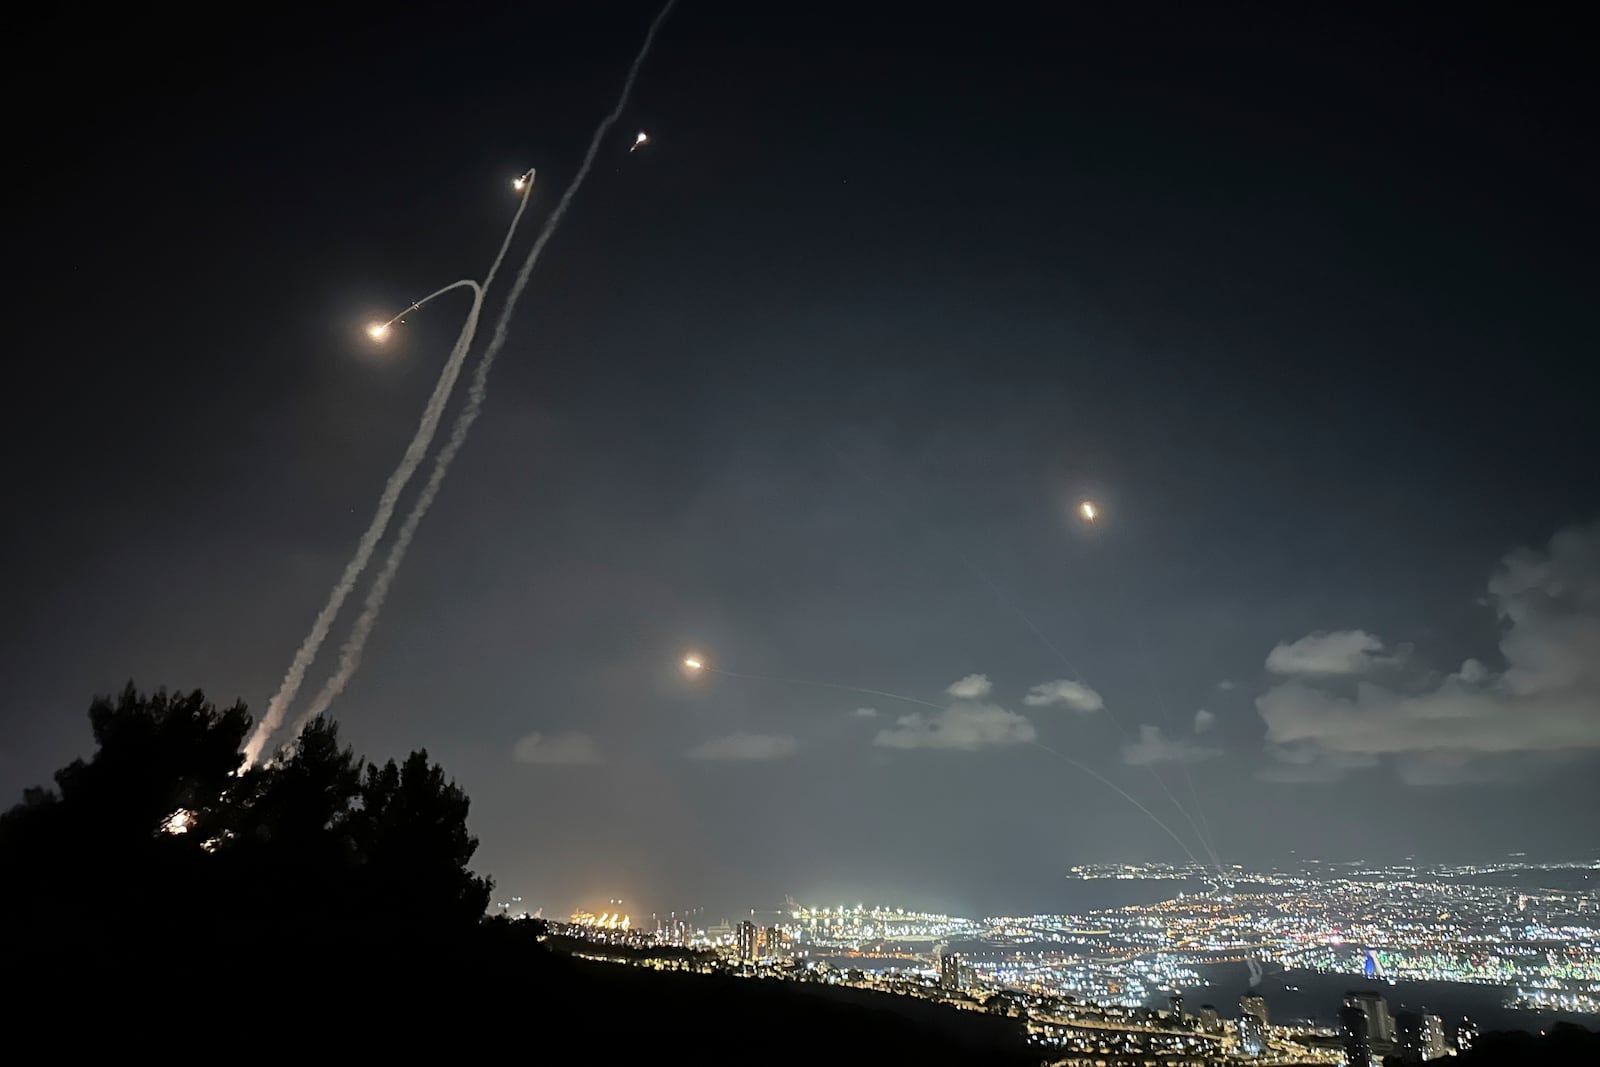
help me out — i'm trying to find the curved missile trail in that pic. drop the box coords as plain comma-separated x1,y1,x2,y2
244,178,539,767
289,0,679,728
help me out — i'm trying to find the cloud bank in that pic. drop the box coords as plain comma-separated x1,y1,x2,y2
1256,522,1600,783
875,703,1036,750
946,673,993,700
1123,724,1221,766
1265,629,1392,676
1023,678,1105,712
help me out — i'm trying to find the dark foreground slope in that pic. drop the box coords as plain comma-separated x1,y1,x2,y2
20,921,1034,1065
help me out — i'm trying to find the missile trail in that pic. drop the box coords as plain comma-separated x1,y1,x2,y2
243,178,539,767
290,0,679,729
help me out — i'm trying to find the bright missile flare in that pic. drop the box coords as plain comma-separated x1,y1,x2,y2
631,130,649,152
1079,500,1098,522
683,656,703,671
366,322,391,342
512,176,527,191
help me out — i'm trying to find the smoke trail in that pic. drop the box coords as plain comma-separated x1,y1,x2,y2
290,0,679,728
1133,625,1226,873
1029,739,1208,870
244,182,539,766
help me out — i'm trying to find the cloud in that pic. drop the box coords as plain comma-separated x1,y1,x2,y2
1217,679,1236,691
1266,629,1391,676
852,706,878,718
1122,725,1221,766
1023,678,1105,712
875,703,1036,751
946,673,993,700
687,733,799,762
1194,709,1216,734
512,731,600,765
1256,522,1600,783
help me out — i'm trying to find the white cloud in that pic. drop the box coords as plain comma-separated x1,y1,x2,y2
852,706,878,718
1194,709,1216,734
687,733,799,761
1217,679,1236,691
875,703,1036,751
946,673,993,700
1265,629,1391,676
513,731,600,765
1256,522,1600,783
1123,725,1220,766
1023,678,1104,712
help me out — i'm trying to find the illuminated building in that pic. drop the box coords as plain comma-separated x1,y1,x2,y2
1237,1013,1266,1056
1344,991,1394,1045
1340,1003,1373,1067
1197,1004,1221,1031
753,924,785,960
1394,1011,1445,1061
1169,993,1184,1018
1456,1017,1478,1053
1240,994,1268,1026
736,920,756,962
939,946,962,991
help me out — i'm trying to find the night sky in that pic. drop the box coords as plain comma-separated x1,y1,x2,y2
7,3,1597,917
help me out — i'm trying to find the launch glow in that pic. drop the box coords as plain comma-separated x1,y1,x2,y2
1079,500,1098,522
366,322,391,342
683,657,703,671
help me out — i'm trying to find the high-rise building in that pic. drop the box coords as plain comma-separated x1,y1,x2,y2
735,920,756,962
1395,1010,1425,1063
1422,1014,1447,1060
1344,991,1394,1045
1169,994,1185,1019
938,947,961,991
1340,1004,1373,1067
751,924,785,961
1198,1005,1221,1031
1395,1009,1448,1061
1240,994,1268,1026
1457,1017,1478,1053
1238,1013,1267,1056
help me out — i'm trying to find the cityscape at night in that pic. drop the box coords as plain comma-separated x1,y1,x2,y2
513,857,1597,1061
6,0,1597,1061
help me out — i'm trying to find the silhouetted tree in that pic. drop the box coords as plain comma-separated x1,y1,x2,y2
351,750,492,929
2,685,491,971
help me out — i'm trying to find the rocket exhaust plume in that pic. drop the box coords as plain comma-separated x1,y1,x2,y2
242,180,538,768
288,0,680,730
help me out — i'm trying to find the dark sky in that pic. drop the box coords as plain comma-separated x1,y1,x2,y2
6,2,1597,918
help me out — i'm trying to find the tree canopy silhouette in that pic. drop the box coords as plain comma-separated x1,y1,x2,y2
1,683,490,970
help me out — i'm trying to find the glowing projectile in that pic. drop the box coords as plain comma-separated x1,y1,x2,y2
366,322,391,342
631,130,649,152
512,168,536,193
683,656,703,671
1079,500,1098,522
